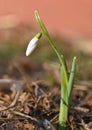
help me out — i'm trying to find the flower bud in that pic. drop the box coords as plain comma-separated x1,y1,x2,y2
26,32,42,56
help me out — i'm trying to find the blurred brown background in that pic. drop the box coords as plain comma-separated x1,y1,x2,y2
0,0,92,38
0,0,92,55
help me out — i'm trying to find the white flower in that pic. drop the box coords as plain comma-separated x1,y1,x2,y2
26,32,42,56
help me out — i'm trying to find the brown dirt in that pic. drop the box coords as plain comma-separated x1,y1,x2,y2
0,57,91,130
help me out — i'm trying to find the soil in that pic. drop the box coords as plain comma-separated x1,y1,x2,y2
0,56,91,130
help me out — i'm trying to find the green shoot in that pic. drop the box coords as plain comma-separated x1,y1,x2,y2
26,10,76,130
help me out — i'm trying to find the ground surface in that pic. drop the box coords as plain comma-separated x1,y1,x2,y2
0,53,92,130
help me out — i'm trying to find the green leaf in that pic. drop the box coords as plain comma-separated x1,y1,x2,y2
68,56,76,101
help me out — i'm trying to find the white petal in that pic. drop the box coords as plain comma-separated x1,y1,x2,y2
26,37,38,56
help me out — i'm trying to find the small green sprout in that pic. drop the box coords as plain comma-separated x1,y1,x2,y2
26,10,76,130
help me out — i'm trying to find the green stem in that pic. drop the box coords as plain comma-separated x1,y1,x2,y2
59,65,69,130
34,10,76,130
34,10,68,87
34,10,68,130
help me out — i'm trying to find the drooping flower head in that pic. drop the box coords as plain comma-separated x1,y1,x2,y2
26,32,42,56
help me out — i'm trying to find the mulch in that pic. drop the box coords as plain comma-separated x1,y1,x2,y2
0,57,91,130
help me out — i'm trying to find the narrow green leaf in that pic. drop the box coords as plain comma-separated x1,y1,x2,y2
68,56,76,100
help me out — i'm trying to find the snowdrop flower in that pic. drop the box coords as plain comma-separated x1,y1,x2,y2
26,32,42,56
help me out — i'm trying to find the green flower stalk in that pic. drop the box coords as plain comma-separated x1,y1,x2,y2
26,10,76,130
